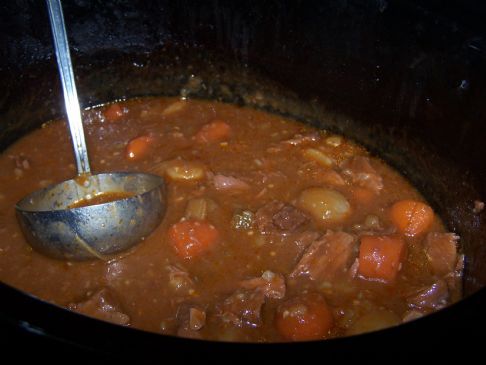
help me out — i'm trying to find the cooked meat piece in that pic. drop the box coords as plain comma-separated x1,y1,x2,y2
290,231,357,281
219,271,286,328
256,201,309,235
218,289,266,328
255,201,288,233
239,271,286,299
473,200,484,214
272,205,309,231
445,253,464,293
68,288,130,325
341,156,383,193
213,174,250,192
176,326,203,339
176,304,206,338
424,232,459,277
402,310,425,323
189,307,207,331
167,264,195,292
293,231,321,255
406,280,449,310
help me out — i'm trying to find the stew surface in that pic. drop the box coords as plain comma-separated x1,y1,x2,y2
0,97,463,341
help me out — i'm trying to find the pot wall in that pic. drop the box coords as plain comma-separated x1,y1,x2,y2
0,0,485,358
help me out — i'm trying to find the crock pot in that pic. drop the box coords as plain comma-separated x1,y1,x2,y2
1,0,485,361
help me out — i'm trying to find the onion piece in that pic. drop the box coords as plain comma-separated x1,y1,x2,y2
303,148,334,167
185,198,208,220
162,100,187,116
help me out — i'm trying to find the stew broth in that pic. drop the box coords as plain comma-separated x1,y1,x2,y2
0,97,462,341
68,191,136,209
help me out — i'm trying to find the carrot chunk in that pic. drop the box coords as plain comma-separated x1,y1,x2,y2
195,120,231,143
125,135,154,161
168,219,219,259
275,293,333,341
358,235,406,283
103,104,124,122
390,200,434,237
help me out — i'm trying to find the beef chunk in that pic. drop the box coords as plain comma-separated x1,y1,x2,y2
341,156,383,193
445,253,464,295
239,271,286,300
167,264,195,293
189,307,207,331
290,231,357,281
273,205,309,231
406,280,449,310
256,201,309,235
68,288,130,325
176,305,206,338
293,231,321,255
219,271,287,328
213,174,250,192
402,310,424,323
218,289,266,328
424,232,459,277
473,200,484,214
176,326,204,339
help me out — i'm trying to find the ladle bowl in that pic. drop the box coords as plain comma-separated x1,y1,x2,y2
14,0,166,260
16,172,166,260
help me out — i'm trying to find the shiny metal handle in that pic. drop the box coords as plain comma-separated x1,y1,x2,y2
47,0,91,175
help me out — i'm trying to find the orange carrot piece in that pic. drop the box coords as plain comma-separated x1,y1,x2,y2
104,104,124,122
125,135,154,161
275,293,333,341
390,200,434,237
195,120,231,143
168,219,219,259
358,235,406,283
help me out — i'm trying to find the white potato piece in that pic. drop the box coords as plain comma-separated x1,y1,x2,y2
346,309,401,336
298,187,351,223
165,159,205,182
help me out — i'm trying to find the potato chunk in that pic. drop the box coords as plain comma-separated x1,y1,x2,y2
346,309,401,336
165,159,205,182
298,188,351,223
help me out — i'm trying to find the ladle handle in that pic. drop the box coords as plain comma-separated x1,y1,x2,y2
47,0,91,175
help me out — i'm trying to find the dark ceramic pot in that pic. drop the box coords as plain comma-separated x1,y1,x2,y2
0,0,485,361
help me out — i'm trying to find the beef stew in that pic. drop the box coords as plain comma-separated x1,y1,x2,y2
0,97,463,342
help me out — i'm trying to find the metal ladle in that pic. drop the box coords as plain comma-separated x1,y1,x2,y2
15,0,166,260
